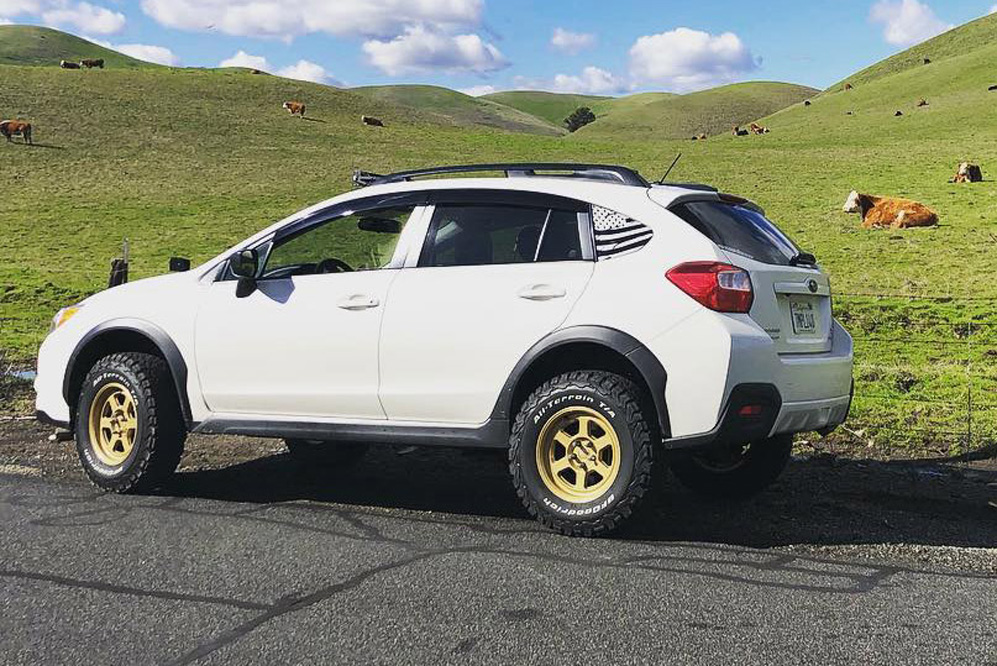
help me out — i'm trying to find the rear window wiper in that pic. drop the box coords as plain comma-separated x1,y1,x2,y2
789,251,817,267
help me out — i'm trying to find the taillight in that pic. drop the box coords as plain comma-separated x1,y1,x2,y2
666,262,753,313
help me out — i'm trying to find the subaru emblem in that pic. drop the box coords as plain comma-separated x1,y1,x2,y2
807,279,819,294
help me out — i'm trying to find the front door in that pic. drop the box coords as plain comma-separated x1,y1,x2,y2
195,202,423,419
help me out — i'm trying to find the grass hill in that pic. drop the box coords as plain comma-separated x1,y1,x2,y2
827,12,997,89
0,25,151,68
349,85,563,136
573,82,817,140
480,91,615,127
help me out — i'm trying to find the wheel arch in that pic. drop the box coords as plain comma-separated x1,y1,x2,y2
63,319,194,427
492,326,670,440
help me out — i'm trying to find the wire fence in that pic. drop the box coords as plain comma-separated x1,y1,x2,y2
3,291,997,458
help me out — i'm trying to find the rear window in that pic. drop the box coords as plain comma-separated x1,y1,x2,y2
671,201,800,266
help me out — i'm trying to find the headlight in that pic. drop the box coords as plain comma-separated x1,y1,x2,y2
51,305,82,332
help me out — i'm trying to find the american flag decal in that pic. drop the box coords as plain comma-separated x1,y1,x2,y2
592,205,653,259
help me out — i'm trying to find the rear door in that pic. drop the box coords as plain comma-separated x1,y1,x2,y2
670,199,833,354
378,190,596,424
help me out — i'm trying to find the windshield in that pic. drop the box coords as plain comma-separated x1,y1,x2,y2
670,201,801,266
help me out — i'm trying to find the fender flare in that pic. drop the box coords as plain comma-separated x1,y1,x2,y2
63,318,194,427
490,325,670,439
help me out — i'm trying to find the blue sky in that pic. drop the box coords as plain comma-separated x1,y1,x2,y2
2,0,994,94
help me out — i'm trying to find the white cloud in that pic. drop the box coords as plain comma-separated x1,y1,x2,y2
628,27,759,92
83,35,180,65
362,24,507,75
460,84,497,96
869,0,952,47
42,1,125,34
550,27,596,55
277,59,336,84
989,2,996,13
219,49,268,70
0,1,43,19
552,66,627,94
114,43,179,66
219,50,337,84
140,0,483,40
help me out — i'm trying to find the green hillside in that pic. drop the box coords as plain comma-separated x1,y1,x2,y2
574,81,818,139
481,91,615,126
0,25,150,68
828,12,997,89
350,85,564,136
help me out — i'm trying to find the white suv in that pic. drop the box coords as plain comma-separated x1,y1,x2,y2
35,163,853,536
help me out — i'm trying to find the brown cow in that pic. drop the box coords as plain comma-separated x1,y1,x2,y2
844,82,853,90
950,162,983,183
361,115,385,127
923,57,931,65
843,191,938,229
60,60,80,69
0,120,32,144
80,58,104,69
731,125,749,137
749,122,770,135
282,101,306,117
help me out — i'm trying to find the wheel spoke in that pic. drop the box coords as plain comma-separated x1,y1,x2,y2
577,416,595,439
100,416,115,431
553,431,573,449
573,468,588,490
550,455,572,473
591,459,612,479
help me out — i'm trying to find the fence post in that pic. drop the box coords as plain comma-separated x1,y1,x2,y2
966,319,973,461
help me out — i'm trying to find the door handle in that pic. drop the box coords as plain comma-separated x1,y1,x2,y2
337,294,380,310
518,284,567,301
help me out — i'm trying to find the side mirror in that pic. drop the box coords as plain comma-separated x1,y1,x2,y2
169,257,191,272
230,249,258,278
230,249,258,298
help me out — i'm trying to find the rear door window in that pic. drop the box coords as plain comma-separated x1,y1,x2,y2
671,201,800,266
419,204,587,268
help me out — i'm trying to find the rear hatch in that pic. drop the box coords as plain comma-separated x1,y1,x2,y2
668,197,832,354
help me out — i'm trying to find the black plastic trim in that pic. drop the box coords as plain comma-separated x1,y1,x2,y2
357,163,650,188
63,319,195,427
36,409,70,429
490,325,671,440
664,383,782,451
194,417,509,449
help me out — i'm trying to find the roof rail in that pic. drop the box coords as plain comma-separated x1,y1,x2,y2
656,182,719,192
352,163,650,188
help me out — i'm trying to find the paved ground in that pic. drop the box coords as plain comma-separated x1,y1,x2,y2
2,421,997,664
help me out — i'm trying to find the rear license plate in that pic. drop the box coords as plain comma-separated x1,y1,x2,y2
790,299,816,335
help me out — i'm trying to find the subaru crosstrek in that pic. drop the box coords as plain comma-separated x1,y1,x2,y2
35,163,853,536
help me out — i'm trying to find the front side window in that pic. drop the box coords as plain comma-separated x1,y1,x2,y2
419,204,585,268
262,205,415,278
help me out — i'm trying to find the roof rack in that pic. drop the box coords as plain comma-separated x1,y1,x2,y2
352,163,650,188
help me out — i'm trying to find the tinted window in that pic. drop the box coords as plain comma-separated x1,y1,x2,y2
419,204,585,268
263,206,414,278
671,201,800,266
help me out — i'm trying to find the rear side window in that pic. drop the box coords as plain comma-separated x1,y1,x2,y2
671,201,800,266
419,204,585,268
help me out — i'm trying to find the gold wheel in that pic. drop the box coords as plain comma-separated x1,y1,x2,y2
87,382,138,467
535,406,621,503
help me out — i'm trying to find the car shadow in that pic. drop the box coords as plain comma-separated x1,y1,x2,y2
162,442,997,550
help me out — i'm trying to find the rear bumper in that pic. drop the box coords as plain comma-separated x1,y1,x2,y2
663,318,853,450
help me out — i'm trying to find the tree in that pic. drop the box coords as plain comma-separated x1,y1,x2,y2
564,106,596,132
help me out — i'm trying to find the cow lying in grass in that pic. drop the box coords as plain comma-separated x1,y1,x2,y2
749,122,770,135
80,58,104,69
0,120,32,144
362,115,385,127
951,162,983,183
59,60,80,69
843,191,938,229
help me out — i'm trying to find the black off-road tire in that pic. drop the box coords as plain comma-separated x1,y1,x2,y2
74,352,186,493
668,434,793,499
285,439,369,469
509,371,654,537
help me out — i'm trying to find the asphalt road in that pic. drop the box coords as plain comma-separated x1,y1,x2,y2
1,442,997,665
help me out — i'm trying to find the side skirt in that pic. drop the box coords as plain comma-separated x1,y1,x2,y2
193,417,510,449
